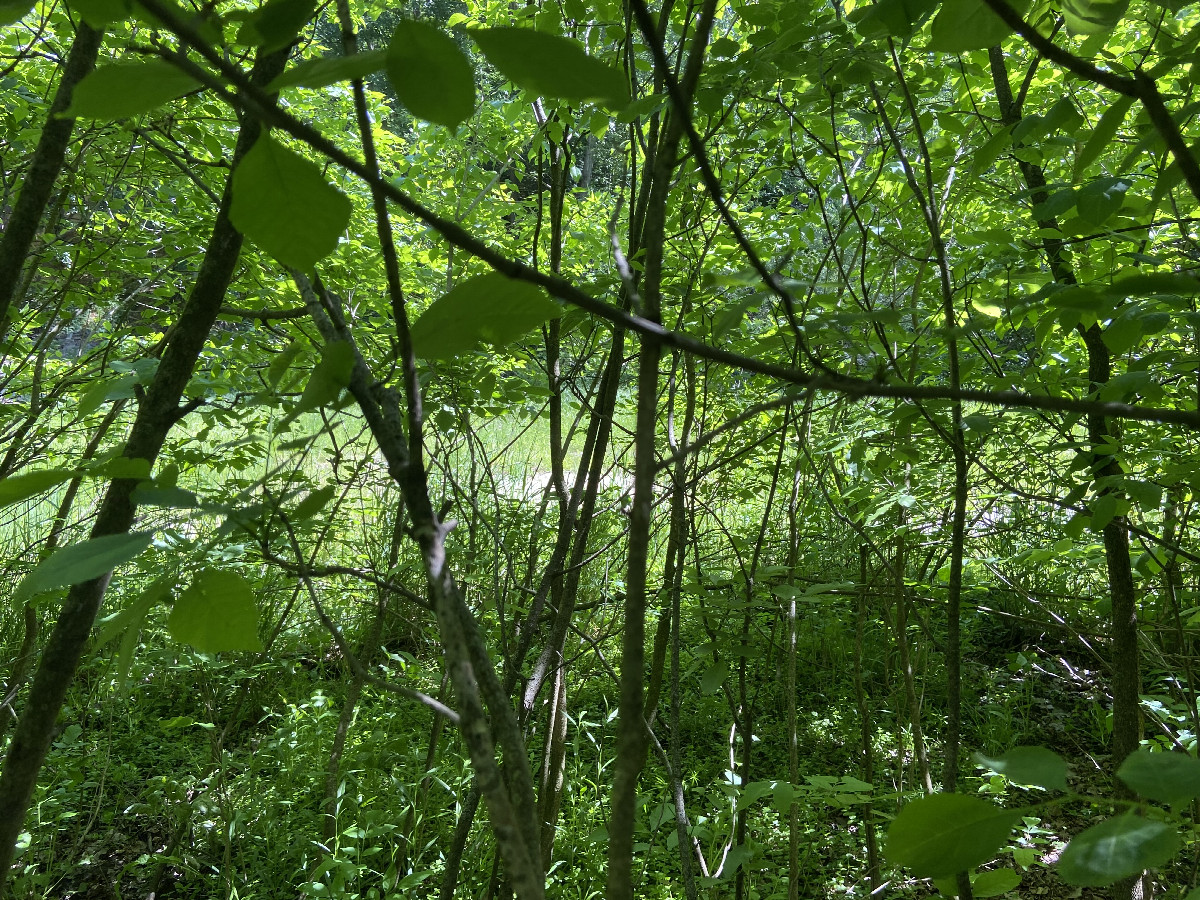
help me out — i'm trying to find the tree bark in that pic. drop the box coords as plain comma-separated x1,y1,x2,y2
0,22,103,341
0,46,291,891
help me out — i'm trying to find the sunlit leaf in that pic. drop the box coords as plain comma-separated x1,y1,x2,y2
296,340,355,413
168,569,264,653
0,468,76,508
236,0,317,52
270,50,387,91
410,273,561,360
63,60,200,119
15,533,154,604
972,868,1021,897
1058,815,1178,885
468,27,628,106
386,21,475,128
230,134,352,272
928,0,1024,51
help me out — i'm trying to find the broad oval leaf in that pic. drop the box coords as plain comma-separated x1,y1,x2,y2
1076,177,1129,227
1062,0,1128,35
468,27,628,106
68,0,131,26
168,569,264,654
79,374,138,415
1106,272,1200,298
975,746,1068,791
63,60,200,119
1058,815,1179,886
294,484,336,520
386,20,475,128
230,134,352,272
410,273,562,360
885,793,1021,878
15,532,154,604
1116,749,1200,807
0,0,33,26
848,0,939,40
269,50,388,92
236,0,318,52
972,868,1022,897
928,0,1028,52
0,468,76,508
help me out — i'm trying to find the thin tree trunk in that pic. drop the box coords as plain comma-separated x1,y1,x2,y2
536,662,568,863
988,46,1143,900
0,46,291,891
0,22,103,341
854,546,881,890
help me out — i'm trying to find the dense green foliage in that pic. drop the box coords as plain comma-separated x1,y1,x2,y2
2,0,1200,897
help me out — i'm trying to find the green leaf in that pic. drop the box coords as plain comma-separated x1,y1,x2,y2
67,0,130,26
468,27,628,106
131,484,200,508
1074,96,1134,181
886,793,1021,878
267,339,307,390
970,128,1012,178
89,456,152,481
410,273,562,360
1058,815,1179,886
1090,492,1119,531
297,340,355,413
975,746,1068,791
1116,749,1200,807
0,468,76,508
79,374,137,415
15,533,154,604
772,780,796,814
269,50,388,92
972,868,1021,897
385,21,475,128
63,60,201,119
700,661,727,694
1061,0,1128,35
736,780,774,810
848,0,939,40
96,578,172,694
230,134,352,272
93,577,172,648
1012,847,1038,868
168,569,264,653
236,0,318,52
0,0,33,26
1106,272,1200,298
294,484,336,519
928,0,1022,51
1076,177,1129,227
